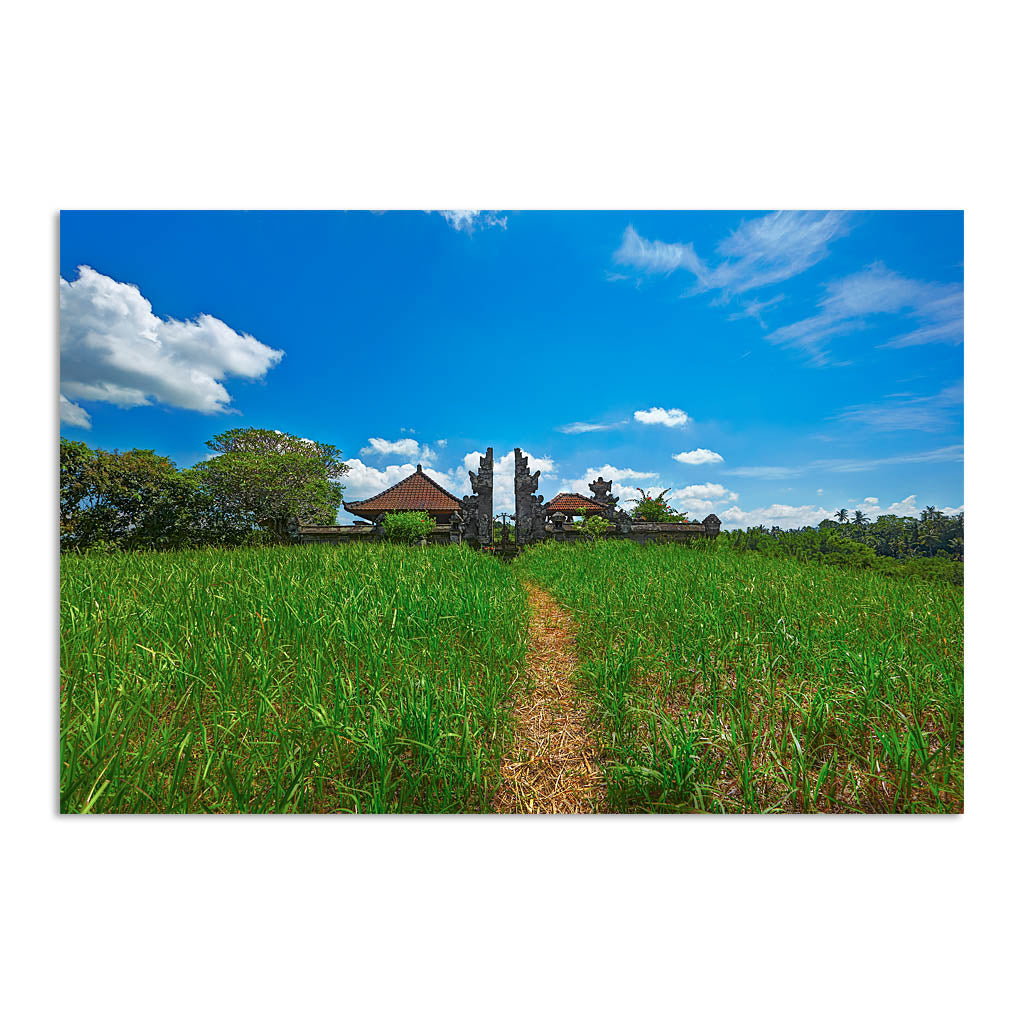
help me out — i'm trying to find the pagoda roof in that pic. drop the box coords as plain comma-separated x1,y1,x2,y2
543,492,608,513
343,465,462,516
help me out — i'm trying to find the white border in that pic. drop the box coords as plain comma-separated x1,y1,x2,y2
5,3,1020,1021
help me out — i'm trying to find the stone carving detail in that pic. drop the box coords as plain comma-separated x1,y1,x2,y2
589,475,619,519
514,448,545,545
463,447,493,545
589,475,618,508
701,513,722,537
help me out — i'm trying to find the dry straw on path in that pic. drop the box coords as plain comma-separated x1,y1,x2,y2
494,582,605,814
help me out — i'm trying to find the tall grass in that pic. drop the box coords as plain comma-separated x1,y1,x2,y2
61,544,527,813
517,540,963,813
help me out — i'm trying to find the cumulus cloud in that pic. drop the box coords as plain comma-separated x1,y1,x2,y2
560,464,662,498
436,210,508,234
60,394,91,429
60,266,284,418
634,407,690,428
672,448,723,465
720,503,834,530
360,437,421,458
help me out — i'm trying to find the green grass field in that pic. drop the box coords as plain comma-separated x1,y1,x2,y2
517,540,964,812
60,540,963,813
60,544,527,812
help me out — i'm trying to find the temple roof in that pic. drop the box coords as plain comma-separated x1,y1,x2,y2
543,492,608,513
343,464,462,516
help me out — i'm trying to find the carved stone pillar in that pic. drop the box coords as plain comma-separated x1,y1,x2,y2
514,448,544,546
467,447,493,545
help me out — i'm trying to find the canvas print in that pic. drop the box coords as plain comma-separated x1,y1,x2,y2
59,210,964,813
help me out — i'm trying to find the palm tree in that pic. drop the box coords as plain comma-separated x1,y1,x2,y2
921,505,938,521
834,508,849,523
852,510,869,525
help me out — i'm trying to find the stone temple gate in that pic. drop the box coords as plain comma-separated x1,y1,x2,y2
290,446,721,546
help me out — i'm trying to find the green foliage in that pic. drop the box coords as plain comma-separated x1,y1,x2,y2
60,438,220,552
726,512,964,583
383,510,436,544
60,545,528,813
574,509,611,539
197,427,347,530
60,430,350,551
516,541,963,813
625,487,691,523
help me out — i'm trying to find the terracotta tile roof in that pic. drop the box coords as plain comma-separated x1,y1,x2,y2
543,492,608,513
343,465,462,515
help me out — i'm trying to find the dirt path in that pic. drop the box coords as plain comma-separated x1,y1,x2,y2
493,582,605,814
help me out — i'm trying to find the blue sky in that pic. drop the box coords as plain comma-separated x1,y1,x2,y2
59,210,963,526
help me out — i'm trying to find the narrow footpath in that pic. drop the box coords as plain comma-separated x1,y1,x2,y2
493,582,605,814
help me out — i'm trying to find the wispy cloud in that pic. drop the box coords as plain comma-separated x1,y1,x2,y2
436,210,507,234
555,419,627,434
614,212,851,298
613,226,705,277
767,262,964,364
672,448,723,465
727,295,785,329
634,406,690,427
724,444,964,479
837,382,963,432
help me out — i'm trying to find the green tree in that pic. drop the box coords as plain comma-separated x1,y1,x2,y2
834,508,850,523
60,440,206,551
852,510,869,525
197,428,348,534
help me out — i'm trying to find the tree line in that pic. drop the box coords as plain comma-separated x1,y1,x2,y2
61,429,349,552
725,508,964,584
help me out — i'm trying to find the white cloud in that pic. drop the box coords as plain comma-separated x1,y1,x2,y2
613,225,706,277
878,495,963,519
555,419,626,434
634,406,690,428
768,262,963,364
60,266,284,417
864,497,879,504
674,483,738,502
614,212,850,297
360,437,421,458
436,439,448,448
436,210,508,234
672,448,723,465
720,503,834,530
724,465,804,480
60,394,91,429
560,464,662,498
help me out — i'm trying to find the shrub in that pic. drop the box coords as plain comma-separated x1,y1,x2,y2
383,510,436,545
574,509,611,540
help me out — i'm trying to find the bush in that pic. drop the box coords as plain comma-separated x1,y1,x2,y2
383,510,436,545
574,510,611,540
